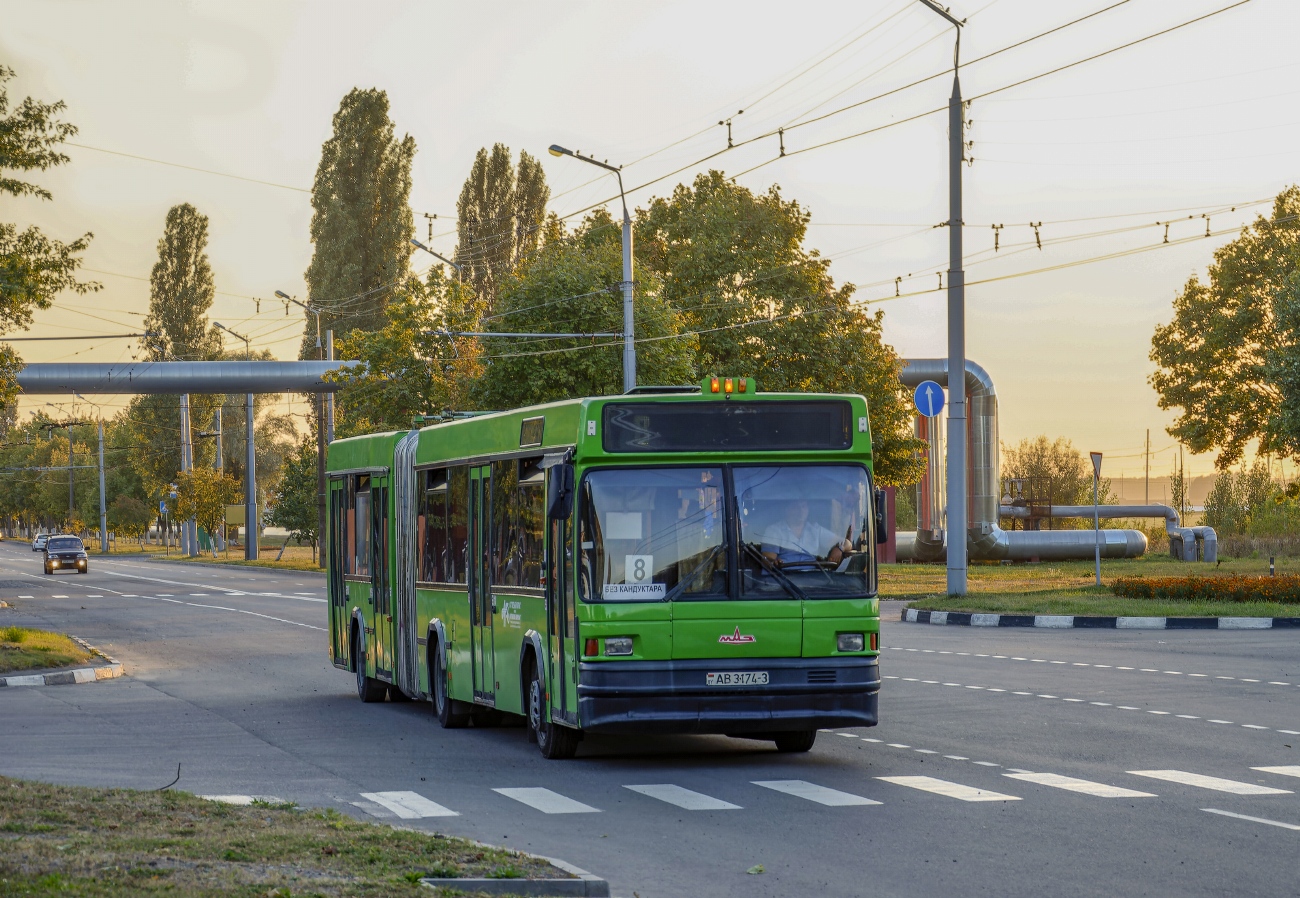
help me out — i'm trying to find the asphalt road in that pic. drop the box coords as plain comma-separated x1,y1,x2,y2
1,541,1297,897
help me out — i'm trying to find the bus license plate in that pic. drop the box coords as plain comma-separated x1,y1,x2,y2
707,671,769,686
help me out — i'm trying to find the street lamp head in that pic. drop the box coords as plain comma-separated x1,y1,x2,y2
274,290,291,300
548,144,572,158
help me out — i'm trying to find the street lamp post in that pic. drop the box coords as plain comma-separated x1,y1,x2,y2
410,239,462,278
918,0,968,596
1090,451,1103,587
277,290,328,568
548,144,636,393
215,322,257,560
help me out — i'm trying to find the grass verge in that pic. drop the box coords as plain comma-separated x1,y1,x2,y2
891,555,1300,618
0,627,90,674
0,776,562,897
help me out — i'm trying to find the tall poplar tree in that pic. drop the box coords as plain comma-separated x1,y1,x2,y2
0,64,99,406
455,144,549,315
303,88,415,355
131,203,222,492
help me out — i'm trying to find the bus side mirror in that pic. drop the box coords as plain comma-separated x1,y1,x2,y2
548,463,575,521
874,489,888,544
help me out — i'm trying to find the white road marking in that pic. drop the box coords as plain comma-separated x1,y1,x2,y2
1202,808,1300,831
1253,766,1300,780
887,743,910,749
1128,770,1292,795
624,784,740,810
359,791,458,818
199,795,283,806
98,565,325,602
752,780,880,807
493,787,599,814
1004,772,1155,798
877,775,1019,802
52,594,68,598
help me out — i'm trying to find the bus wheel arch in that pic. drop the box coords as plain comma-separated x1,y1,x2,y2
351,613,385,703
427,620,469,728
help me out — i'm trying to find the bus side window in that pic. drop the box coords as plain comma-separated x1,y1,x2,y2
354,476,371,578
448,466,468,584
423,469,448,582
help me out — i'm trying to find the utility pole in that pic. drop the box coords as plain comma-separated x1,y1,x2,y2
41,419,87,532
215,322,257,560
179,393,195,556
98,422,107,553
919,0,967,595
1145,428,1150,505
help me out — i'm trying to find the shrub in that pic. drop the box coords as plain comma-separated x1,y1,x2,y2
1113,574,1300,604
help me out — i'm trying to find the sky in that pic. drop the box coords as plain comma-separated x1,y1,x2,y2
3,0,1297,483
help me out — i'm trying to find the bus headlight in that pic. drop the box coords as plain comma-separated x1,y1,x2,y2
837,633,865,652
604,637,634,656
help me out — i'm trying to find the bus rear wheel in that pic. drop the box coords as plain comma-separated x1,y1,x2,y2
354,634,386,703
527,660,579,760
432,644,470,728
772,729,818,753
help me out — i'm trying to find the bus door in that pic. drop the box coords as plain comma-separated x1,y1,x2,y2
328,478,347,666
546,511,576,721
370,478,393,680
469,465,495,703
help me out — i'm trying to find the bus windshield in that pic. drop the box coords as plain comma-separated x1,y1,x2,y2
578,464,874,602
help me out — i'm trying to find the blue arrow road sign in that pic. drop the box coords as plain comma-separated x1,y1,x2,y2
913,380,945,417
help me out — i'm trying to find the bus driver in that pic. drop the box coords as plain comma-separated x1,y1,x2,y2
761,498,852,567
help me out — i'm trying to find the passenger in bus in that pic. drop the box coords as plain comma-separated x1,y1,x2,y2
762,498,852,567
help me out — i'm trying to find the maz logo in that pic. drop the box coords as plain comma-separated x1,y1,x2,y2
718,627,756,645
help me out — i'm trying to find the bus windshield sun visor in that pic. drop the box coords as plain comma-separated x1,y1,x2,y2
601,400,853,452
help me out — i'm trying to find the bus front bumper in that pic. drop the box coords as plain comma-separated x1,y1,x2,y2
576,656,879,735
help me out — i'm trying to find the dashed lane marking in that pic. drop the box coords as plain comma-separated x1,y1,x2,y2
877,776,1020,802
888,645,1296,689
1128,770,1292,795
493,787,599,814
752,780,880,807
1004,772,1156,798
359,791,458,818
1203,808,1300,831
625,784,740,810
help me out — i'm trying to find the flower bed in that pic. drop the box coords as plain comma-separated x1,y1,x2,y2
1112,574,1300,604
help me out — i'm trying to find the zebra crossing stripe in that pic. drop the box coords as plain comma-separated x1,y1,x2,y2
624,784,740,810
493,787,599,814
359,791,458,818
1003,772,1155,798
752,780,880,807
1128,770,1292,795
1252,766,1300,780
877,775,1020,802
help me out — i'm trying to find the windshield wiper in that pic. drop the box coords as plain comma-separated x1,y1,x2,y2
740,542,807,601
663,543,726,601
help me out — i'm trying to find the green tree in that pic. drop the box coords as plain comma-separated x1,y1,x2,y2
268,438,322,563
1001,435,1114,526
0,64,99,406
637,171,921,485
332,269,486,436
304,88,415,353
474,210,696,409
142,204,222,362
455,144,550,314
173,466,241,558
1150,187,1300,469
107,495,153,547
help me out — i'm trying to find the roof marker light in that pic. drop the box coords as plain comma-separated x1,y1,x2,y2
724,377,734,394
710,376,720,393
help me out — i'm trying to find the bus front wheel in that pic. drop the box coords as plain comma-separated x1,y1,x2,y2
772,730,818,753
527,660,579,760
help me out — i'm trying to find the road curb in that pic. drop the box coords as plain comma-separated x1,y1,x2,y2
0,635,123,687
903,608,1300,630
420,854,609,896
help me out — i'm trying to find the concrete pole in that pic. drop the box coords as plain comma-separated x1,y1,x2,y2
620,192,635,393
326,330,335,443
214,406,225,552
945,70,968,596
180,393,195,556
66,424,74,530
98,422,107,553
245,393,258,560
316,338,326,567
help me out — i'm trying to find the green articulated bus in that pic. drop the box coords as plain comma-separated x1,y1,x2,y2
326,376,884,759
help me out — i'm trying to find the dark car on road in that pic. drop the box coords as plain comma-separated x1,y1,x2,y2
43,535,88,575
